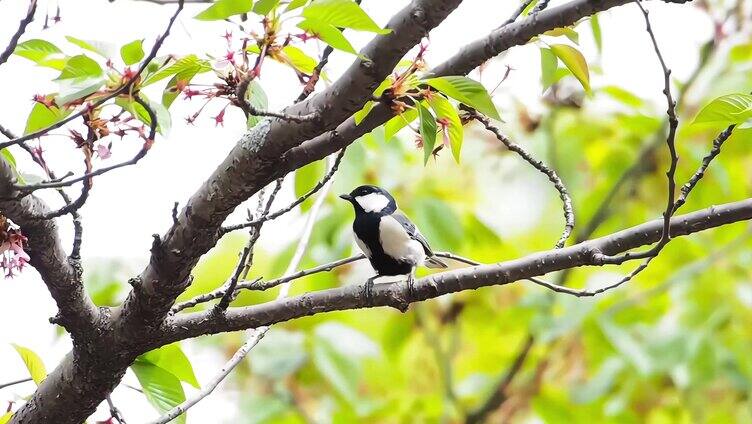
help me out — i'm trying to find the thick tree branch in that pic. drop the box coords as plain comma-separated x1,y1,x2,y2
115,0,464,334
281,0,687,177
160,198,752,343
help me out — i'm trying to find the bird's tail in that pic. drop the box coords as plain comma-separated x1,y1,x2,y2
425,256,448,269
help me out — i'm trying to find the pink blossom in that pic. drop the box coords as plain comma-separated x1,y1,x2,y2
213,109,226,127
0,228,30,278
95,144,112,160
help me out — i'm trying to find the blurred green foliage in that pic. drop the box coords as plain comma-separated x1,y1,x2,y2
70,3,752,424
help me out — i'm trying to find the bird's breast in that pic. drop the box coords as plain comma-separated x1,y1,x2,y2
379,215,425,264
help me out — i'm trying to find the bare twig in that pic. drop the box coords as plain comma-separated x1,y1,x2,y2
0,0,37,68
105,396,127,424
0,378,32,390
221,148,346,233
0,126,84,256
152,153,338,424
673,124,736,212
590,0,679,268
21,95,158,195
469,111,574,249
0,0,183,150
214,179,282,312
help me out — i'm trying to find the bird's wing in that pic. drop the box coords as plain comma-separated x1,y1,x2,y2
391,210,434,256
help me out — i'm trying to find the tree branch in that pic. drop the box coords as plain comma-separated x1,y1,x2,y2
0,0,183,150
114,0,465,335
0,0,37,68
0,158,98,339
150,152,338,424
160,198,752,343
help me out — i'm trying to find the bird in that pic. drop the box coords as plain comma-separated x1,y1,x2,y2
339,185,447,299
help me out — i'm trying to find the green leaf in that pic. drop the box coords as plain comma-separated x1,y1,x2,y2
245,80,268,128
590,15,602,53
286,0,308,11
253,0,280,15
194,0,253,20
162,76,182,109
65,36,115,58
601,85,644,109
54,55,106,105
12,344,47,385
316,322,379,358
693,93,752,125
523,0,539,15
161,60,209,109
55,54,103,80
297,19,356,54
313,328,362,404
138,343,199,388
598,318,652,375
250,329,307,379
295,159,325,211
353,78,391,124
302,0,390,34
540,47,558,91
120,39,145,66
543,27,579,44
417,103,437,165
571,357,625,403
1,149,16,168
281,45,317,74
549,44,590,91
143,55,211,86
13,39,67,70
428,94,463,162
423,76,500,120
730,43,752,63
24,101,71,135
116,96,172,136
383,108,418,140
0,412,12,424
131,360,187,424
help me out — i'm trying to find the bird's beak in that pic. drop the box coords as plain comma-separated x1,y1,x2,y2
339,194,353,202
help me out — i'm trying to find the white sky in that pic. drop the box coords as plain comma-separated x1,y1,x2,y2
0,0,712,422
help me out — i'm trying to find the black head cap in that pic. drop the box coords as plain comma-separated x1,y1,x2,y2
339,185,397,214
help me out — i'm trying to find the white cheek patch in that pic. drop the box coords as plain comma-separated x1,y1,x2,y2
355,193,390,213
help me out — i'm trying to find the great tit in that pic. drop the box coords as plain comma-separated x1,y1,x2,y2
340,185,447,298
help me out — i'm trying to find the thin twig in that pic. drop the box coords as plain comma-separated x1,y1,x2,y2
673,123,736,212
0,0,37,68
0,0,183,150
1,126,85,256
214,179,281,312
21,95,158,195
221,148,346,233
0,378,32,390
469,111,574,249
152,153,338,424
293,0,362,103
592,0,679,266
106,395,127,424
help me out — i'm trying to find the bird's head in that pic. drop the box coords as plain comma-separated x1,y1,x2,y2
339,185,397,214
